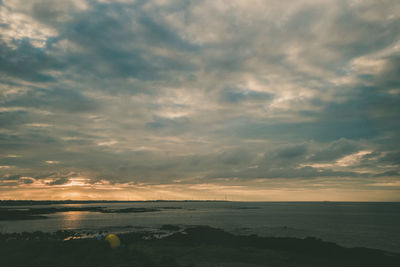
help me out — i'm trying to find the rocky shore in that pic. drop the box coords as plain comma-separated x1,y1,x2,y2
1,225,399,267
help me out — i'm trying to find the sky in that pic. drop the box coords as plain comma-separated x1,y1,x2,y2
0,0,399,201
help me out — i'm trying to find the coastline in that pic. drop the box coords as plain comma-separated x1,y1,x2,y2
1,225,399,267
1,201,399,254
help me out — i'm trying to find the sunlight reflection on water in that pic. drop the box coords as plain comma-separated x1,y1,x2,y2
59,211,88,230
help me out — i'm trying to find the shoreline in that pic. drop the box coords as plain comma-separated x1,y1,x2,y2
1,202,399,254
1,225,399,267
0,206,174,221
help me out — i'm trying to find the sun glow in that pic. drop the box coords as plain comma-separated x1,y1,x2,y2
64,178,90,187
1,177,399,201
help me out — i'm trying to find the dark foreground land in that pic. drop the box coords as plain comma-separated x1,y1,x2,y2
1,226,399,267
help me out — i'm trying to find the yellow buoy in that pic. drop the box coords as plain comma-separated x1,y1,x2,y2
105,233,121,249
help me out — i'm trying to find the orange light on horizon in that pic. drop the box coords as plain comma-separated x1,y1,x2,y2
1,179,400,202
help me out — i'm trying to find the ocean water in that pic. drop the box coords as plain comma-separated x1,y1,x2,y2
0,202,399,253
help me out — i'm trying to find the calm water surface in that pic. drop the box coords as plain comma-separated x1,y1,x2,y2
1,202,399,253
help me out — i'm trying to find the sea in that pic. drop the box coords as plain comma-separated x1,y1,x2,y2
1,202,399,253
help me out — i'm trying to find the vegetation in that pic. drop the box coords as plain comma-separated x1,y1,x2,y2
1,226,398,267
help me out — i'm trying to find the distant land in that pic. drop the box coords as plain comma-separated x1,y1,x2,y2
1,200,399,206
0,200,230,206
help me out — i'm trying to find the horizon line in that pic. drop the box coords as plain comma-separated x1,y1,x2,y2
1,200,399,203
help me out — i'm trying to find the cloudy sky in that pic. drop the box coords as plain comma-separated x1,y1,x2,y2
0,0,399,201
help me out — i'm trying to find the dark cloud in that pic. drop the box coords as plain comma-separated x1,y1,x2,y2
0,110,29,129
146,116,190,134
275,144,308,159
1,174,21,180
220,88,274,103
46,178,69,185
374,171,400,177
0,39,55,82
3,87,98,113
43,2,198,82
309,139,359,162
21,178,34,184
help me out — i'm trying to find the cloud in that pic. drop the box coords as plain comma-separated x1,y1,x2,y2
0,0,399,200
220,87,274,103
275,144,308,159
309,139,359,162
46,177,69,185
0,39,55,82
